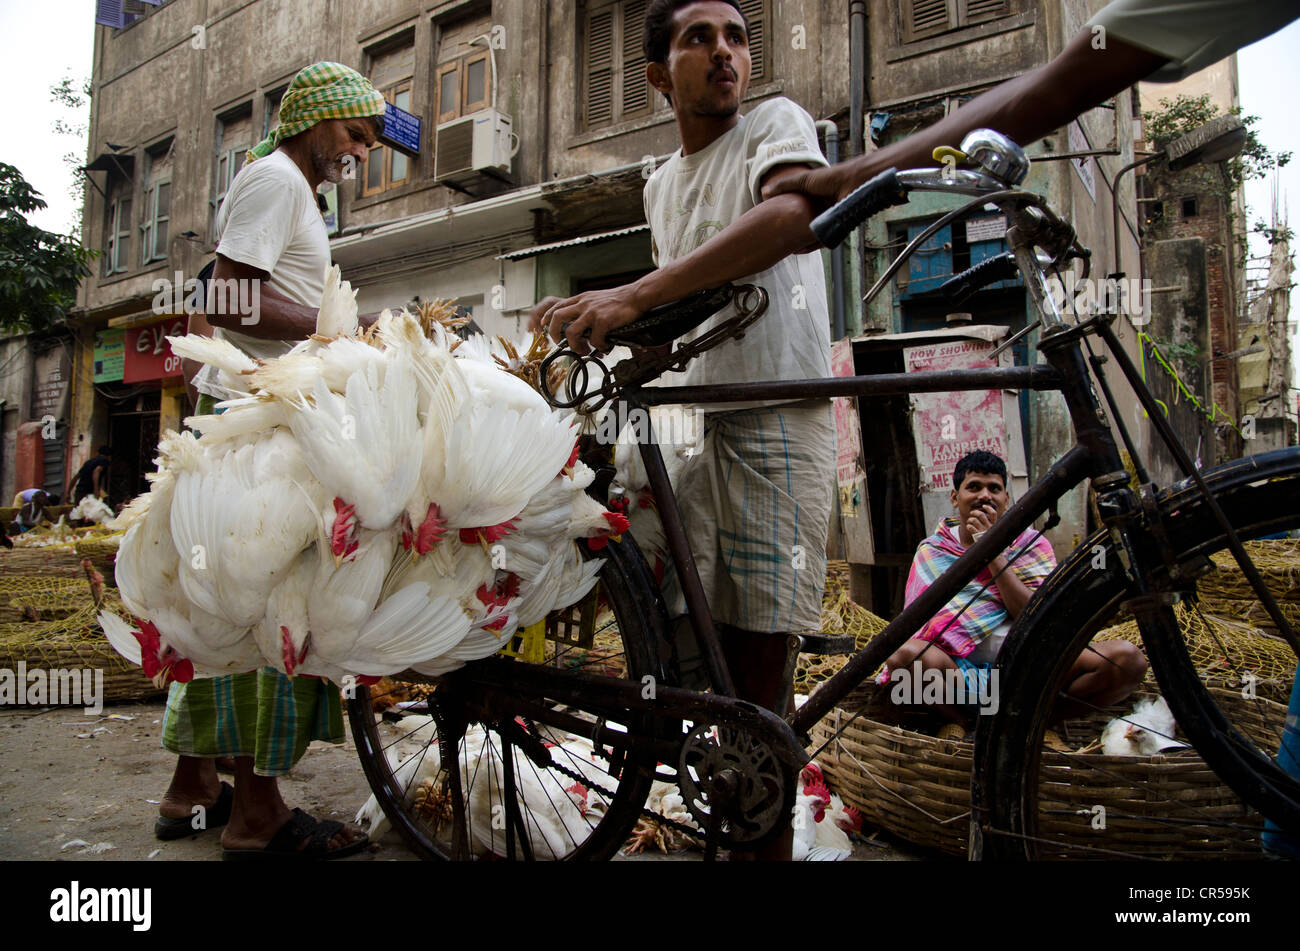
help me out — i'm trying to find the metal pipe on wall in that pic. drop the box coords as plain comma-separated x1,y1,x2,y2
849,0,868,335
816,120,846,339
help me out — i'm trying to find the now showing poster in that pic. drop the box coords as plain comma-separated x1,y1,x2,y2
904,336,1027,530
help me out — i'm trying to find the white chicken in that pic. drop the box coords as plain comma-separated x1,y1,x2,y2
353,719,606,859
105,265,628,689
69,495,115,524
1100,696,1188,756
791,762,862,861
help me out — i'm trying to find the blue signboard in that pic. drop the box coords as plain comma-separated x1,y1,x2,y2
379,102,422,157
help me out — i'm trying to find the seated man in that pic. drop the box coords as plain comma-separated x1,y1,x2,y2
885,450,1147,729
15,490,49,532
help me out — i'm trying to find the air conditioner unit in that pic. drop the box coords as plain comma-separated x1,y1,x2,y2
434,109,515,184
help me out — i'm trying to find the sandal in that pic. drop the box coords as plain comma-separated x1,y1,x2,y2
154,781,234,840
222,808,369,861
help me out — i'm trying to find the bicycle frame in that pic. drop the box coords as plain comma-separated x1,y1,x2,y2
622,315,1133,739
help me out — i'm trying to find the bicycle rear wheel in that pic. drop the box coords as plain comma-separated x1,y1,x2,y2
348,535,673,860
976,448,1300,859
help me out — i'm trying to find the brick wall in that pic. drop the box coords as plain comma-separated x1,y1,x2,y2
1143,166,1243,459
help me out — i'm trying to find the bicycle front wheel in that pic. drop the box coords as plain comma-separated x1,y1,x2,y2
976,448,1300,860
348,535,673,860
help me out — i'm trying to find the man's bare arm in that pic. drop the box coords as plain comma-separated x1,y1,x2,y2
207,254,381,337
532,164,819,354
181,308,215,410
206,254,319,339
990,553,1036,620
765,30,1170,205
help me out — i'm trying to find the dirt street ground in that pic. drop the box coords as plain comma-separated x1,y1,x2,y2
0,697,919,863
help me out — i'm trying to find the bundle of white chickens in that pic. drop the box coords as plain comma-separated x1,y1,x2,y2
99,266,628,686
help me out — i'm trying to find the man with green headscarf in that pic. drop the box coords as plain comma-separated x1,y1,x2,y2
167,62,385,860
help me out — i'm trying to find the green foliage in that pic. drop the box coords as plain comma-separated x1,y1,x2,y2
1156,339,1202,363
49,74,92,236
1143,93,1291,191
1252,218,1295,246
0,163,95,335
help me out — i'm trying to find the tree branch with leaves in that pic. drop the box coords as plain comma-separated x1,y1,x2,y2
0,163,96,335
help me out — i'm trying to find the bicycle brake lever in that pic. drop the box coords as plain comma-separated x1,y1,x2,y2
988,320,1041,361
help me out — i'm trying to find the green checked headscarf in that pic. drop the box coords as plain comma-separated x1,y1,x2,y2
245,62,387,164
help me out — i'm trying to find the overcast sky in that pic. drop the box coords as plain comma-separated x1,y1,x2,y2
2,2,1297,374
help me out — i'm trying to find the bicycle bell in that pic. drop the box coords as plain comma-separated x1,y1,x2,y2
959,129,1030,185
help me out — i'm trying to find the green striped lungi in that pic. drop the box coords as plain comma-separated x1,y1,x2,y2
162,394,345,776
161,669,344,777
660,399,835,633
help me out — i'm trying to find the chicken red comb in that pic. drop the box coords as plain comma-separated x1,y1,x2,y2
560,442,581,476
601,511,630,534
459,518,518,546
134,618,162,653
330,498,359,558
414,503,446,555
836,803,863,833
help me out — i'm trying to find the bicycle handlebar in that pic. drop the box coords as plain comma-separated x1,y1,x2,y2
809,168,910,249
939,251,1020,303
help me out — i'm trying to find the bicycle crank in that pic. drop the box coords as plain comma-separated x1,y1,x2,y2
677,722,792,850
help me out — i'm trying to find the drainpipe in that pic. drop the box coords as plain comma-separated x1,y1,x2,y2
849,0,868,335
849,0,866,160
816,120,846,340
539,0,550,182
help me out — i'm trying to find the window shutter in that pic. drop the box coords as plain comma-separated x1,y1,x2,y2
621,0,649,115
117,198,132,272
586,8,614,126
904,0,953,42
738,0,766,80
961,0,1009,25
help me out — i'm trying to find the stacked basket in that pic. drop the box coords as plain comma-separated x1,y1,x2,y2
810,684,1285,858
806,554,1293,859
0,535,165,704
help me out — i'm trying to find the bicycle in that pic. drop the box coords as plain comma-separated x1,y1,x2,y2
347,129,1300,860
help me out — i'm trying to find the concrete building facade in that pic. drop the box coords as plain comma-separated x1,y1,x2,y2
24,0,1172,611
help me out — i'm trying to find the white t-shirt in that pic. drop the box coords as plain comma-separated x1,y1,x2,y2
195,149,328,398
643,97,832,409
1088,0,1298,83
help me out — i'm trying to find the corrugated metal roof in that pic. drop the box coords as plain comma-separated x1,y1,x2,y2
496,224,650,261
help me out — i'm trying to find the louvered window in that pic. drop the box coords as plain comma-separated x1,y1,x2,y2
103,185,132,277
583,0,769,130
211,109,251,241
140,141,172,265
738,0,767,81
902,0,1011,43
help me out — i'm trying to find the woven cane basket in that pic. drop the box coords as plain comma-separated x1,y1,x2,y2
0,637,165,703
809,683,1287,859
0,572,163,703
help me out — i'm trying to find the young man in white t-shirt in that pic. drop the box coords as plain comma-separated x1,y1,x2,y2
532,2,836,859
